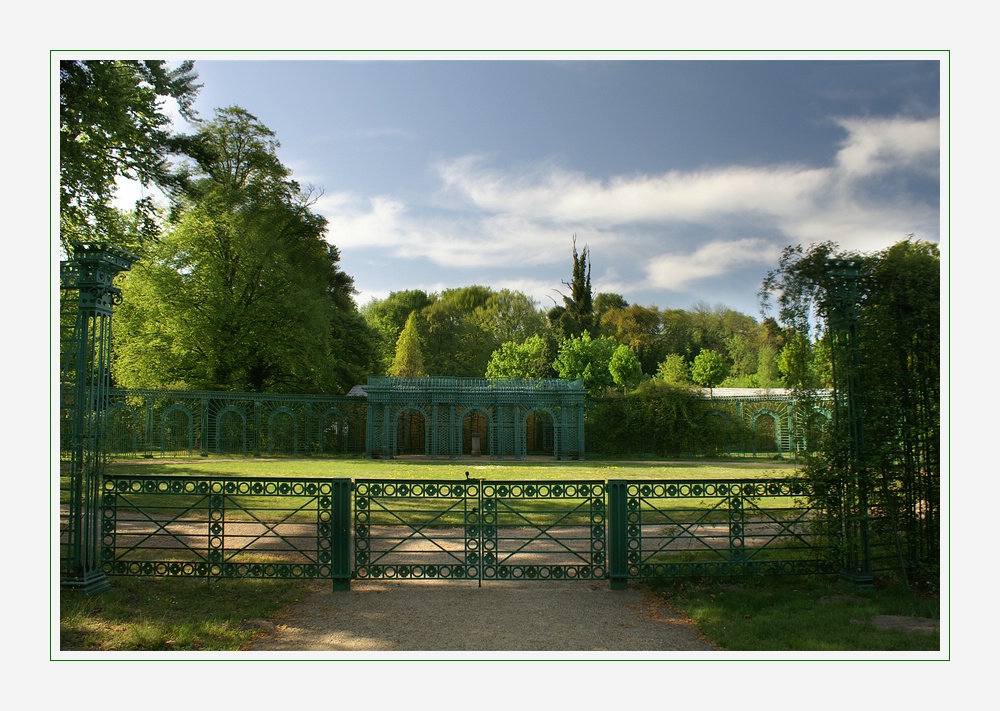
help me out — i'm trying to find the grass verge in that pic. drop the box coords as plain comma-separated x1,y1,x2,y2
59,577,304,652
650,575,941,652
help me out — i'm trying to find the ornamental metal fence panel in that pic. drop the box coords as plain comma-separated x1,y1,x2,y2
100,474,352,589
98,473,846,589
353,479,607,584
607,479,837,584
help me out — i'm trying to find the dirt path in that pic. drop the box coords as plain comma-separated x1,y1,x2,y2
248,579,720,654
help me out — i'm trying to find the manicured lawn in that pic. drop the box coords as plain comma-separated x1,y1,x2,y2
106,456,800,481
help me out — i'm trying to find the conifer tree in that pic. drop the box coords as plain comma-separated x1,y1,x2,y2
387,312,427,377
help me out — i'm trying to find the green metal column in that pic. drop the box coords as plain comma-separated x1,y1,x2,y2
607,480,629,590
330,478,352,591
60,242,137,594
143,395,154,458
729,484,746,572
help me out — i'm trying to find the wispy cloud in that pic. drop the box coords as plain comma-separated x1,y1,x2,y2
317,114,940,304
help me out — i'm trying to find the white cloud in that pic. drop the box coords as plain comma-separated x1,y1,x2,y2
438,157,832,225
319,114,939,308
645,238,783,291
834,116,940,178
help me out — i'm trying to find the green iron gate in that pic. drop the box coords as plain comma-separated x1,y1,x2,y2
353,479,607,583
96,473,842,589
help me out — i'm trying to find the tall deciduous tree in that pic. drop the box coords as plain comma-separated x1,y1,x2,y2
421,286,496,377
656,353,691,385
485,335,551,379
113,107,375,394
552,331,618,395
59,60,201,249
609,344,643,392
690,349,728,393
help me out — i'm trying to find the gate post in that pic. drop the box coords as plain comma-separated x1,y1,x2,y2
607,480,629,590
60,242,138,594
331,478,353,591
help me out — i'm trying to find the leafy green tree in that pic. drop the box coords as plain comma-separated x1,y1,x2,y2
59,60,201,250
594,292,629,325
387,312,427,377
690,349,728,392
421,286,496,377
723,333,757,385
552,331,618,395
361,290,434,374
600,303,670,375
656,353,691,385
113,107,374,393
755,343,781,388
485,335,551,379
609,344,643,392
777,331,815,388
474,289,547,344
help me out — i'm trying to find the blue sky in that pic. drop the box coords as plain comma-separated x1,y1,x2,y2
148,54,941,320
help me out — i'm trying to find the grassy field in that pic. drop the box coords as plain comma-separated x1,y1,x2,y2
106,455,801,481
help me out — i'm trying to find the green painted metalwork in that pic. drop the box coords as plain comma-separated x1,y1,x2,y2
825,258,873,586
363,377,587,460
353,479,480,581
99,472,859,587
615,479,835,578
481,481,606,581
60,242,138,594
100,474,353,590
353,477,607,582
103,388,368,459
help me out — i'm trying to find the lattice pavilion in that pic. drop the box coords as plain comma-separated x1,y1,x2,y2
361,376,587,460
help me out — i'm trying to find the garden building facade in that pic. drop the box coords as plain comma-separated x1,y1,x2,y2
361,377,587,460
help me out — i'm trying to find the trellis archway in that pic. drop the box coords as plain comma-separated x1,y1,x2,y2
363,377,586,460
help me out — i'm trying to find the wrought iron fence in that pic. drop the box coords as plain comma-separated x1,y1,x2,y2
353,479,608,583
99,474,352,589
96,473,843,588
607,479,836,582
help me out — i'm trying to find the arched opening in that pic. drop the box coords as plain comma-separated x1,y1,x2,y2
524,410,555,456
217,408,246,455
396,408,427,456
751,411,779,456
804,411,831,452
462,409,490,456
267,409,297,455
162,406,193,456
321,408,351,454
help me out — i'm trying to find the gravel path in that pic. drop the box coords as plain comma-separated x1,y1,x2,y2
249,579,720,654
